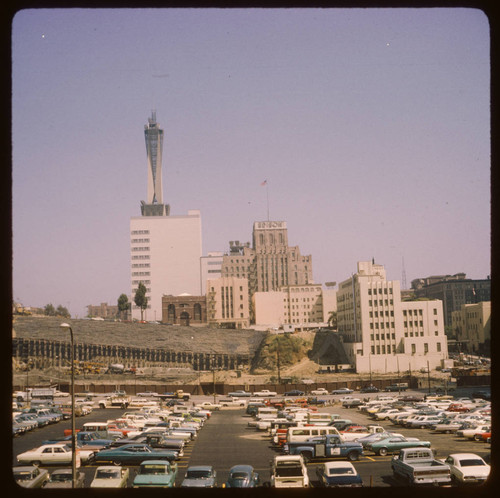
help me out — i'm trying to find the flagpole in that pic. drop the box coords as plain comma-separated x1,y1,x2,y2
266,183,270,221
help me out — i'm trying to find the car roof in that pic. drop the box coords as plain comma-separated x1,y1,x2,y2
448,453,485,459
140,460,171,465
187,465,213,471
230,465,254,472
323,461,356,469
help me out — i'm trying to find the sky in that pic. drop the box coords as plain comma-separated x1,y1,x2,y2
11,8,490,318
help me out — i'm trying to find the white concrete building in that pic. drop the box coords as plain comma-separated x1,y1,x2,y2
253,284,337,331
451,301,491,354
200,251,223,295
337,261,448,374
130,210,202,321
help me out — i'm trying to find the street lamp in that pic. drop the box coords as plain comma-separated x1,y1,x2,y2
60,322,76,489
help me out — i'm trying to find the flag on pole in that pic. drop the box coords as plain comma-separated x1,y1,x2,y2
261,180,267,186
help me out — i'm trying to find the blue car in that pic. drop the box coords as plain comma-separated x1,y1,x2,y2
223,465,260,488
94,444,178,465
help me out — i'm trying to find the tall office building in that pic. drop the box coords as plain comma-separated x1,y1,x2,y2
337,261,448,374
130,113,202,320
221,221,313,296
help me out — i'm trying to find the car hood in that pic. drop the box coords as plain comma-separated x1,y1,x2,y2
90,479,124,488
43,482,73,488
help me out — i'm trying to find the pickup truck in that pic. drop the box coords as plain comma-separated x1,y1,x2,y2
97,393,131,409
391,447,451,485
270,455,309,488
283,434,364,462
157,390,191,401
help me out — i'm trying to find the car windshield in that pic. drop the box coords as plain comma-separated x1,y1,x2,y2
141,465,168,475
275,465,302,477
231,472,249,479
96,469,120,479
328,467,355,475
14,472,35,482
187,470,212,479
459,459,486,467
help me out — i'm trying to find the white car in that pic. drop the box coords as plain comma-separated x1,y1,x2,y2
17,444,81,467
253,389,277,397
196,401,221,410
310,388,329,396
443,453,490,484
90,466,130,488
457,425,491,440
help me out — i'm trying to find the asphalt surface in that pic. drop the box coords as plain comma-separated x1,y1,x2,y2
12,390,492,488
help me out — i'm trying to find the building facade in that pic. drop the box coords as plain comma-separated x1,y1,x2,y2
220,221,313,322
411,274,491,328
130,211,202,321
337,261,448,374
161,294,207,325
200,251,224,295
86,303,118,319
451,301,491,355
253,284,336,330
207,277,250,328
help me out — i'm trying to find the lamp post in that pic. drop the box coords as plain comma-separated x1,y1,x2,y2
60,323,76,489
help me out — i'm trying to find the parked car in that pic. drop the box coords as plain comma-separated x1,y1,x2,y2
132,460,178,488
331,388,354,395
315,461,363,487
223,465,260,488
13,466,49,488
284,390,305,397
94,444,178,465
253,389,277,397
442,453,490,484
228,390,252,397
43,468,85,488
181,465,217,488
90,466,130,488
16,444,81,467
360,385,379,393
366,436,430,456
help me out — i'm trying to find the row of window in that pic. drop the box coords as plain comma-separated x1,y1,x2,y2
131,238,150,243
368,287,393,295
132,264,150,268
132,247,150,251
132,272,150,276
368,299,394,306
131,230,150,235
132,255,150,260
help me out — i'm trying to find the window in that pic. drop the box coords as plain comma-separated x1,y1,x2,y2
411,344,416,354
424,343,429,354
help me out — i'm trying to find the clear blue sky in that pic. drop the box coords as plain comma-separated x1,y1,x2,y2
12,8,490,318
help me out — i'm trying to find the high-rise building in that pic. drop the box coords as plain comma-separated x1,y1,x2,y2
221,221,313,292
130,113,202,320
337,261,448,374
411,274,491,328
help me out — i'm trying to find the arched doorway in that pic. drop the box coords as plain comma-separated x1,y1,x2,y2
180,311,190,326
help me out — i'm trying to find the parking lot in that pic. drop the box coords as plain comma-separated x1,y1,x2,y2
12,388,491,488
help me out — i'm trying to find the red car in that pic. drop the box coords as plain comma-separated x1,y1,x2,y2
447,403,470,413
480,431,491,442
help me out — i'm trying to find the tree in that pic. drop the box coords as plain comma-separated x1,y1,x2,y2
134,282,148,321
117,293,130,320
56,305,70,318
44,303,56,316
327,310,337,329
